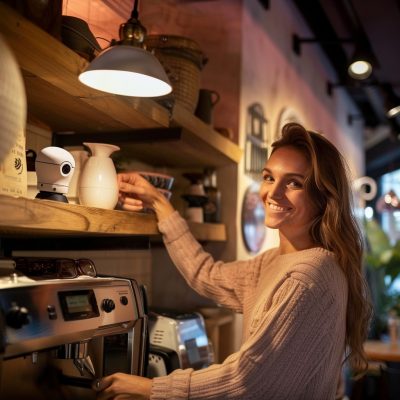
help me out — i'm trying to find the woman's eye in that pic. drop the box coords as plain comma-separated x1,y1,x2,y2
287,180,303,189
262,174,273,182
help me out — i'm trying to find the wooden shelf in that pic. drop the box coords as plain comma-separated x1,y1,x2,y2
0,4,234,242
187,221,227,242
0,195,158,237
0,3,242,168
0,195,227,241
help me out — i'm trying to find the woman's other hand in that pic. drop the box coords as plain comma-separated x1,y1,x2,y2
93,373,152,400
117,172,175,222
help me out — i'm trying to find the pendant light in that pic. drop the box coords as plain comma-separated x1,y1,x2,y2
78,0,172,97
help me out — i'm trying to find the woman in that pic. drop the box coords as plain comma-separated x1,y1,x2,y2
93,123,372,399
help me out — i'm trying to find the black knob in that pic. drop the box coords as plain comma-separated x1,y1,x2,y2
120,296,129,306
102,299,115,313
6,304,29,329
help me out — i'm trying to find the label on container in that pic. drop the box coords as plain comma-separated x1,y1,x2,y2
0,128,27,197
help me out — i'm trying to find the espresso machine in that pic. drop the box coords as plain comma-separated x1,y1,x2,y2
147,309,213,378
0,257,148,400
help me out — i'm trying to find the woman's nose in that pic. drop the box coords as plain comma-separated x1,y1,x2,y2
269,182,285,199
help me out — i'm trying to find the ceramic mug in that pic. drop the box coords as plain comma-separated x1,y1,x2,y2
195,89,220,124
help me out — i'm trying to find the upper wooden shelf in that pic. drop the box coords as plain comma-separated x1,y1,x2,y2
0,3,242,168
0,195,227,241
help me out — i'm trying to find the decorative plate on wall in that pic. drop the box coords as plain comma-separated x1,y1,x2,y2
241,182,266,254
273,107,305,145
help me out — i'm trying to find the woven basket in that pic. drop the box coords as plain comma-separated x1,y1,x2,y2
145,35,207,113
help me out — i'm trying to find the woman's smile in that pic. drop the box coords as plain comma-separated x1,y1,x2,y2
268,202,291,212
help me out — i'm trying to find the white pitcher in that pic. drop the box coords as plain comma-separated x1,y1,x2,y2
79,142,120,209
67,149,89,204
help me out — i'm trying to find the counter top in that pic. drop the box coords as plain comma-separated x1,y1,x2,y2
364,340,400,362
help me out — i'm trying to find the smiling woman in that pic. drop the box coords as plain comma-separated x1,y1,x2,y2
96,123,372,400
260,145,317,252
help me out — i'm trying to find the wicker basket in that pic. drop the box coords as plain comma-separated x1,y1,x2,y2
145,35,207,113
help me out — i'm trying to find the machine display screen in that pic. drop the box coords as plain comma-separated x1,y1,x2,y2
65,294,93,313
58,290,100,320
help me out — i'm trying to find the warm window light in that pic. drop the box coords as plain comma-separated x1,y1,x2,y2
78,0,172,97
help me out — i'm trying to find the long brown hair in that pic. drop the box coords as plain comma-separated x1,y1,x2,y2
272,123,372,374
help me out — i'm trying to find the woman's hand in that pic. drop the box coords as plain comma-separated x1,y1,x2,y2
117,172,175,222
93,373,152,400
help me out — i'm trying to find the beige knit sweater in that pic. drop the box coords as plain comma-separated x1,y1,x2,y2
151,212,348,400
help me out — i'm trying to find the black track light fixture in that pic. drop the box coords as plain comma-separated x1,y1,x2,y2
293,33,374,80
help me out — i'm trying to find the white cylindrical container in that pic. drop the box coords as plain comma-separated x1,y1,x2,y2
79,142,120,209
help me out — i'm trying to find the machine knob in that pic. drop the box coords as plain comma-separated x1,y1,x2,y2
6,304,29,329
102,299,115,313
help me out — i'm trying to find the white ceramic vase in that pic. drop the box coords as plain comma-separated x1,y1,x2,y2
67,149,89,204
78,142,120,209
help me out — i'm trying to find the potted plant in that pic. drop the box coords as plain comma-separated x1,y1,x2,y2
364,218,400,339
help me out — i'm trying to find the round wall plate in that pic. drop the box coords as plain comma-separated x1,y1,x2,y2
241,183,266,254
273,107,305,145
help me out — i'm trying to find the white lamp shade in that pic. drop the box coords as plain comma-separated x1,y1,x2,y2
79,45,172,97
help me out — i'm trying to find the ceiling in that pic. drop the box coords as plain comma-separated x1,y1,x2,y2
292,0,400,178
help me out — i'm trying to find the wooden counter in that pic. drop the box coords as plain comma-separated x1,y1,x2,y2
364,340,400,362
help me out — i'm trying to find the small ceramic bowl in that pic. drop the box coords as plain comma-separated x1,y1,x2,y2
138,171,174,190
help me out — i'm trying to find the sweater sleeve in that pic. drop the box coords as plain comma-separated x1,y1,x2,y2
151,272,343,400
158,211,263,312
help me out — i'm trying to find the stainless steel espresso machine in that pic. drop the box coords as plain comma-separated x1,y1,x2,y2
0,257,148,400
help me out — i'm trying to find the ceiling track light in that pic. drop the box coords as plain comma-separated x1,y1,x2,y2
347,42,374,80
293,33,374,80
384,85,400,119
78,0,172,97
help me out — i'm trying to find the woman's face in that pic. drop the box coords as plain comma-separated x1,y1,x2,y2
259,146,318,238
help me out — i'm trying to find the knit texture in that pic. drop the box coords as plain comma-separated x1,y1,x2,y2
151,211,348,400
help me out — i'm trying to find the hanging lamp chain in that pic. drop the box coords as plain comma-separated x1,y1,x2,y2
117,0,147,47
131,0,139,20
